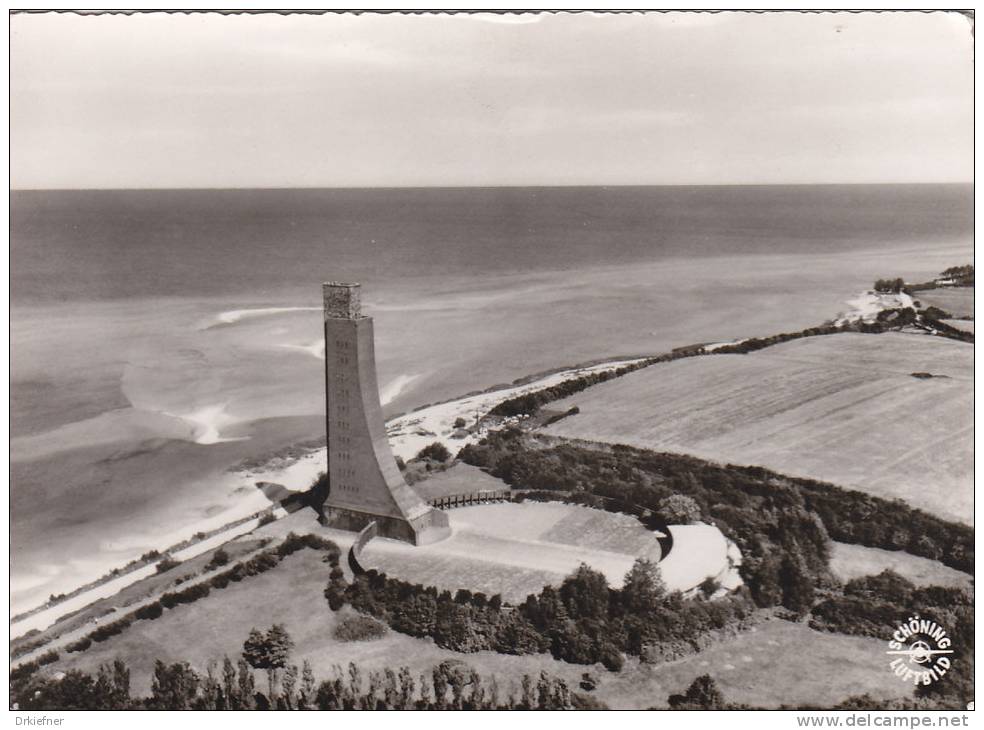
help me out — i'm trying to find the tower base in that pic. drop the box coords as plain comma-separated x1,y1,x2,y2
324,505,451,546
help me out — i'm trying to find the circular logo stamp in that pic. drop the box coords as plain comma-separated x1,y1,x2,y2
886,615,954,686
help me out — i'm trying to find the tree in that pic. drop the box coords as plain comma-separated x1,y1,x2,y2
237,658,256,709
243,624,294,701
668,674,725,709
621,558,667,615
659,494,701,524
221,656,239,709
95,659,130,710
397,666,415,710
779,546,815,615
150,660,200,710
299,660,317,709
416,442,451,463
196,661,221,710
17,670,117,711
559,563,610,620
281,664,298,709
745,552,783,607
242,628,267,668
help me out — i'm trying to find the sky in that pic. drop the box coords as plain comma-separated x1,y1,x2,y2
9,11,974,189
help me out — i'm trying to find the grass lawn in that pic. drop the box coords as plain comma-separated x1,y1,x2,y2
829,542,973,590
942,319,974,334
12,536,269,656
411,463,512,501
915,287,974,318
50,547,594,699
600,618,912,709
546,332,972,524
47,546,915,709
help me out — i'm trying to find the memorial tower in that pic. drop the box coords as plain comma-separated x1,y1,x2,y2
321,282,451,545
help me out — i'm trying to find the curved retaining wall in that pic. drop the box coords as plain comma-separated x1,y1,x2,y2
347,521,378,576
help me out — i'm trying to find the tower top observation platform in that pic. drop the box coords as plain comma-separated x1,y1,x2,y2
323,281,363,320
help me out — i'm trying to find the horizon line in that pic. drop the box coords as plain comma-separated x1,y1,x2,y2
9,181,974,193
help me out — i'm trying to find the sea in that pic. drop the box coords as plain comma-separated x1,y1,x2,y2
10,184,973,615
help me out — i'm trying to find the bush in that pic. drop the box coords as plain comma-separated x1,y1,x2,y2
243,551,280,576
134,602,164,621
160,582,211,610
258,512,277,527
333,614,388,642
90,617,132,642
10,651,60,683
66,637,92,653
207,549,230,569
453,417,467,429
155,555,180,574
416,442,451,463
278,532,340,559
598,644,625,673
659,494,702,524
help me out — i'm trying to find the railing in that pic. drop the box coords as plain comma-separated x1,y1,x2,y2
427,490,515,510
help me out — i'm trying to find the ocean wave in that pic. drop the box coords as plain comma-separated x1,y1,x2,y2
165,404,249,445
207,306,321,328
380,373,421,406
278,340,326,360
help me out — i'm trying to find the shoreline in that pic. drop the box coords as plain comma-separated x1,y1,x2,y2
9,354,654,633
10,279,972,639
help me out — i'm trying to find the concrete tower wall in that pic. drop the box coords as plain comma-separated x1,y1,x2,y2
322,282,451,545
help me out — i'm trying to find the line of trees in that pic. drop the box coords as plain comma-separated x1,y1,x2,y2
489,361,656,419
12,625,601,711
874,278,906,293
458,431,972,597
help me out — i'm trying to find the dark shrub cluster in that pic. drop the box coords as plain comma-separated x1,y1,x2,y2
874,278,905,293
333,614,388,642
65,637,93,653
415,442,452,462
133,601,164,621
91,616,133,642
160,583,211,609
489,361,654,418
155,555,180,574
10,650,60,682
331,557,755,672
11,636,49,660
